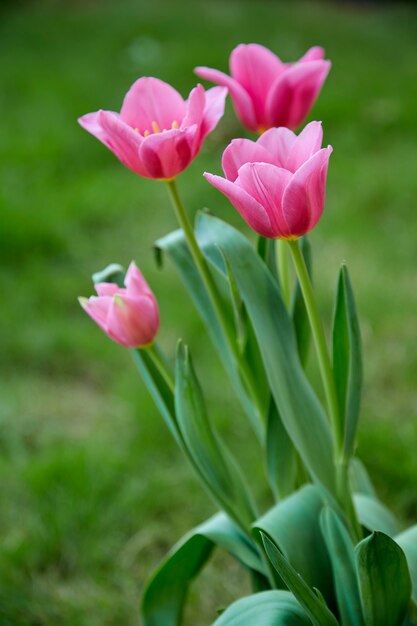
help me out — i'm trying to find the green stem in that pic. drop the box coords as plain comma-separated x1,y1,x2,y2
287,239,342,449
276,240,292,308
165,179,263,432
146,342,175,394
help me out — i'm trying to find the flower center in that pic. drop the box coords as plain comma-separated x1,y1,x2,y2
134,120,179,137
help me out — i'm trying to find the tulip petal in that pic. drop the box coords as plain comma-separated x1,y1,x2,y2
204,172,273,238
80,296,112,333
124,261,152,296
286,121,323,172
230,43,285,126
235,162,293,238
200,86,228,138
222,138,275,182
182,83,206,130
195,66,257,131
95,283,120,297
282,146,332,236
120,77,186,134
107,295,159,347
257,127,297,168
81,110,149,176
139,127,195,179
266,60,331,129
298,46,325,62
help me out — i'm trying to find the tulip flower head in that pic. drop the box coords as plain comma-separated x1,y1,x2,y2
195,44,330,133
79,262,160,348
204,121,332,240
79,78,227,180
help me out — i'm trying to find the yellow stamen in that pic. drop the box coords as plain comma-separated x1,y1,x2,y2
114,294,125,308
171,120,179,129
151,121,161,134
144,129,150,137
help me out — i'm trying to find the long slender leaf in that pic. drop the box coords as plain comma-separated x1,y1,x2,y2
320,507,365,626
266,399,298,500
261,533,339,626
349,458,377,498
395,524,417,604
292,237,312,367
355,531,411,626
253,485,334,604
354,493,400,536
212,590,311,626
142,513,264,626
175,340,257,528
195,212,336,496
332,265,363,458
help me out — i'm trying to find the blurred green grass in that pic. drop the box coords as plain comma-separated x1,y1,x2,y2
1,0,417,623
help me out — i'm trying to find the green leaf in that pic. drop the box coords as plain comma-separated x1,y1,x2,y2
175,340,257,528
395,524,417,604
266,399,298,500
253,485,334,604
291,237,312,367
211,590,311,626
349,458,377,498
141,513,264,626
156,228,267,441
332,265,363,458
195,212,336,497
320,507,365,626
354,493,401,536
355,531,411,626
261,533,339,626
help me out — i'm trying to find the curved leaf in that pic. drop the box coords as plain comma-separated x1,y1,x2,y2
332,265,363,458
354,493,401,536
266,399,298,500
261,534,339,626
349,458,377,498
253,484,334,604
195,212,336,497
142,513,264,626
212,590,311,626
355,531,411,626
320,507,364,626
292,236,312,367
395,524,417,604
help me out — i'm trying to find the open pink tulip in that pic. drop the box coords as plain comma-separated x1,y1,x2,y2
79,78,227,180
195,44,330,133
204,121,332,239
79,262,159,348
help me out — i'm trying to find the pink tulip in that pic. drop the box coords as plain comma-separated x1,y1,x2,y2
79,262,159,348
204,121,332,239
195,44,330,133
78,78,227,180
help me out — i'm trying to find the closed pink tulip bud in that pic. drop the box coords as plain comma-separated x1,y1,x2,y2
204,121,332,239
195,44,330,133
79,262,159,348
79,78,227,180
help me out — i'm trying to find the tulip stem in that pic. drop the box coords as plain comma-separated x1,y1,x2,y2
146,343,175,394
165,179,263,433
276,240,292,308
287,239,341,448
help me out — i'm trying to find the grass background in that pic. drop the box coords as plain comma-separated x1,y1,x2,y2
1,0,417,623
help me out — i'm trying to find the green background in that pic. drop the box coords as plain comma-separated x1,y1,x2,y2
1,0,417,623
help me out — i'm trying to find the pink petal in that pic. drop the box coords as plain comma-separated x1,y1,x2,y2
194,66,257,131
282,146,332,236
80,296,112,333
235,162,292,238
298,46,325,62
107,295,159,347
266,60,331,129
285,121,323,172
257,127,297,168
200,86,228,139
230,44,285,127
204,172,273,238
139,127,195,179
120,77,186,133
124,261,152,296
221,138,275,182
95,282,120,297
182,84,206,130
86,110,148,177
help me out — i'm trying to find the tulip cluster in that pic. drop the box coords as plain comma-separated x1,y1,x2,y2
77,41,417,626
